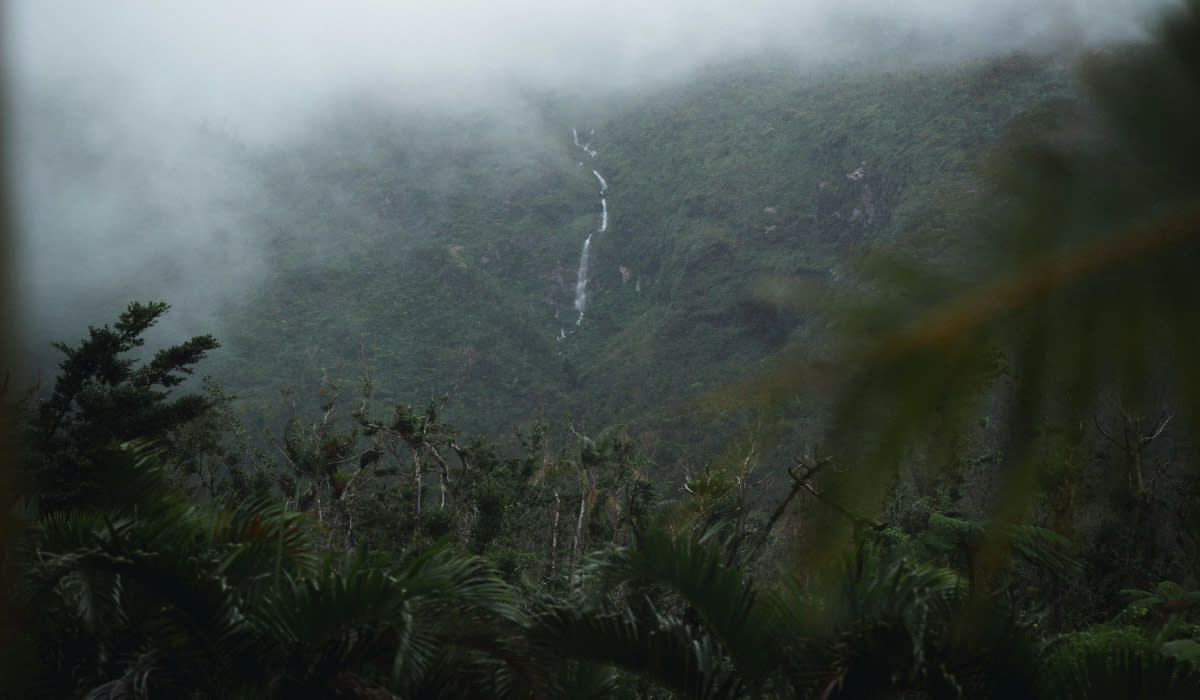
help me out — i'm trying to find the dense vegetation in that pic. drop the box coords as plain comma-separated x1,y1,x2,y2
202,48,1075,472
6,1,1200,697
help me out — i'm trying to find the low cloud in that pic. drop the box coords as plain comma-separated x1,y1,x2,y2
6,1,1169,138
3,0,1174,360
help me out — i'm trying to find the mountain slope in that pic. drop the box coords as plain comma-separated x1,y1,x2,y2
210,52,1073,469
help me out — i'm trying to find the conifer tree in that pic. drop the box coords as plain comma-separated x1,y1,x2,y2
23,300,219,512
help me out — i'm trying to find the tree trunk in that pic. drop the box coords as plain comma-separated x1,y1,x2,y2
549,490,561,589
428,442,451,509
568,479,587,588
411,449,423,536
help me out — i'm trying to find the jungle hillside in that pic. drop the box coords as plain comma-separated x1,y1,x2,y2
5,1,1200,697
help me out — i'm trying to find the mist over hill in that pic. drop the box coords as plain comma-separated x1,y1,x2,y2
11,7,1200,694
4,1,1170,462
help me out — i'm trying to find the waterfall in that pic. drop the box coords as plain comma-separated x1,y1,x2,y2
567,127,609,328
572,126,597,157
573,233,593,323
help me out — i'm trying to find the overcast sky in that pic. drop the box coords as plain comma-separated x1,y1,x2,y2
1,0,1177,359
6,1,1172,140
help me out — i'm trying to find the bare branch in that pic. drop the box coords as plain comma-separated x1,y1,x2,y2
1141,411,1173,446
789,456,879,530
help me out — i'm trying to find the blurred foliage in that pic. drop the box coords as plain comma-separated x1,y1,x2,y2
712,0,1200,588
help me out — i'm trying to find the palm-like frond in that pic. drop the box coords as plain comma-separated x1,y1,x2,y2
525,528,787,699
10,442,302,696
253,545,526,697
771,544,1037,699
915,513,1082,587
1119,581,1200,615
10,438,535,698
535,530,1039,699
20,515,256,696
589,530,772,674
795,548,964,694
1039,629,1200,700
530,597,734,700
204,496,323,593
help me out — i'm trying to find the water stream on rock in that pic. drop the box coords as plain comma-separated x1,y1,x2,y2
567,127,608,327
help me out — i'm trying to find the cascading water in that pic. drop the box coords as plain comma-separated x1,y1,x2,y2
573,234,593,323
572,127,597,157
566,126,608,327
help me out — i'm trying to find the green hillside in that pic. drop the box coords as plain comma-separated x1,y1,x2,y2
209,52,1071,469
14,3,1200,693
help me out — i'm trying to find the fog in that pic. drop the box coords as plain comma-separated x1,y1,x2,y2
3,0,1175,364
7,2,1168,137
